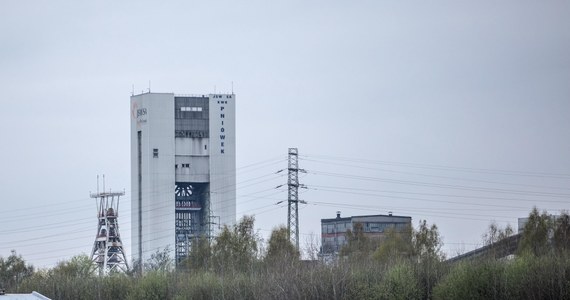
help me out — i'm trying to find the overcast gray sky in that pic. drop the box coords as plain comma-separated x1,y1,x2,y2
1,1,569,268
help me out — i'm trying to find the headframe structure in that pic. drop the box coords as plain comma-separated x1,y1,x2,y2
90,190,129,275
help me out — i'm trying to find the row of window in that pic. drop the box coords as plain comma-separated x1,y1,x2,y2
323,236,346,243
176,164,190,169
180,106,203,112
322,222,351,234
213,95,232,99
153,145,208,160
322,222,409,234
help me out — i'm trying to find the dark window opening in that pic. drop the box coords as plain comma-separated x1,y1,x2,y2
153,148,159,158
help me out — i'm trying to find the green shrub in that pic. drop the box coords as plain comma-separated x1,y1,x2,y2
503,253,570,299
379,262,421,300
127,272,172,300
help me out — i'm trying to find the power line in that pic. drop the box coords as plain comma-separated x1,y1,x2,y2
308,185,569,207
302,153,570,179
302,157,570,191
306,169,570,198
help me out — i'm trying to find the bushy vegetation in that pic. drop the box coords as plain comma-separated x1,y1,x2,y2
433,252,570,300
435,208,570,300
1,209,569,299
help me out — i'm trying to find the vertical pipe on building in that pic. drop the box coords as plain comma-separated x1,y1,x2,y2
137,131,143,271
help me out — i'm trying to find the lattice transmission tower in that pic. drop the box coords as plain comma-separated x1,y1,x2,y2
90,183,128,275
287,148,305,251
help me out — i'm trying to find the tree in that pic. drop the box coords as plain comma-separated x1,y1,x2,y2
340,222,373,261
183,236,211,271
211,215,258,273
553,211,570,252
483,222,514,246
373,225,414,265
303,232,322,261
0,250,34,292
265,226,299,266
412,220,445,300
413,220,445,262
127,259,143,277
519,207,552,256
45,255,98,299
482,221,514,259
51,254,94,278
145,246,173,273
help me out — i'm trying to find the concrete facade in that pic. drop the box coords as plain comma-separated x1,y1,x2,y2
130,92,236,264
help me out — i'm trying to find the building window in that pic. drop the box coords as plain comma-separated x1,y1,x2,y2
327,224,335,234
175,164,178,169
204,145,207,150
369,223,380,232
181,107,203,112
153,148,158,158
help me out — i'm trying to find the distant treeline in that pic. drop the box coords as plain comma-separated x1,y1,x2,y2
1,207,569,299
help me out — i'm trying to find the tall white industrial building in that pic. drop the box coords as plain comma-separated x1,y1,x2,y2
130,92,236,264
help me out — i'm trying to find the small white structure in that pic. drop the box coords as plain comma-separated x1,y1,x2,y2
0,291,51,300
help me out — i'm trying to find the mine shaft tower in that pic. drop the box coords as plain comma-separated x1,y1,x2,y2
90,189,128,275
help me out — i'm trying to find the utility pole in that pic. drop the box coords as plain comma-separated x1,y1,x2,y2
287,148,303,251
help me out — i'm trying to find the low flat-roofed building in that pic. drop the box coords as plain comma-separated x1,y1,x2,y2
321,211,412,257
